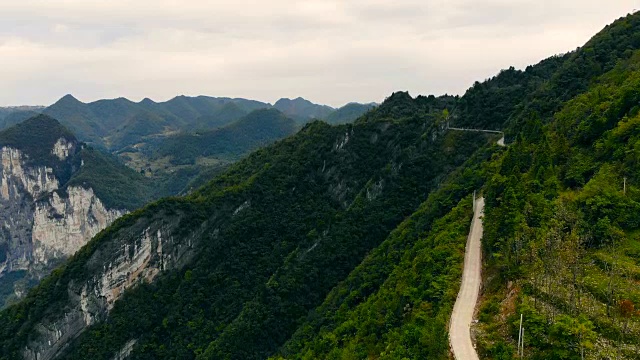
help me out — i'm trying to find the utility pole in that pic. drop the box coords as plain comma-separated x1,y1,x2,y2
473,190,476,211
518,314,523,357
521,327,525,358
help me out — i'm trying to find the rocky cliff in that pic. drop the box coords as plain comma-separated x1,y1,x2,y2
0,116,145,308
0,143,125,305
22,214,203,360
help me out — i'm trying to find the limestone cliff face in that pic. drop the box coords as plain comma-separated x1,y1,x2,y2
32,187,124,266
0,141,124,305
22,213,204,360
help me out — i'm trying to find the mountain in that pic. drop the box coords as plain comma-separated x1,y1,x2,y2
148,108,297,165
42,95,274,151
325,102,377,125
0,106,44,120
114,108,298,196
7,97,372,155
273,97,335,123
0,92,497,360
39,95,371,192
0,115,153,309
0,106,45,130
5,12,640,360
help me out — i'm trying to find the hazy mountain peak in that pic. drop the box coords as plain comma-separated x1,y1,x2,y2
273,97,334,123
139,97,156,105
57,94,83,105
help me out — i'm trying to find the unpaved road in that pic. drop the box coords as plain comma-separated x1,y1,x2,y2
450,197,484,360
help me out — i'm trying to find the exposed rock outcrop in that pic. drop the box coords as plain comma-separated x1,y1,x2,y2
0,142,124,306
32,187,123,266
22,214,205,360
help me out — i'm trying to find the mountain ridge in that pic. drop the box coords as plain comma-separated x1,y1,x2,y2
4,11,640,360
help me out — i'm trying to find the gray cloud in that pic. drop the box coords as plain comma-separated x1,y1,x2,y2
0,0,635,107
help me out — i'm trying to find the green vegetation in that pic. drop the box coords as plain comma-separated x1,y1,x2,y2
0,90,496,360
473,13,640,360
148,108,298,166
0,114,75,166
67,147,154,210
273,193,480,359
39,95,372,195
3,11,640,360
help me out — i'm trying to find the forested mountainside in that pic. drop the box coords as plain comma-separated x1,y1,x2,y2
115,108,300,196
0,115,153,309
143,108,298,166
35,95,374,196
2,10,640,360
325,103,378,125
0,91,497,360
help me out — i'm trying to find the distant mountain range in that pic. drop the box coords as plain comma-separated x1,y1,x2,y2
29,95,375,151
0,95,376,197
0,106,46,129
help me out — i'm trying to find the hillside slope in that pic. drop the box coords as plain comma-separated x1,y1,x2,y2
4,11,640,360
272,12,640,360
148,108,298,166
0,93,496,360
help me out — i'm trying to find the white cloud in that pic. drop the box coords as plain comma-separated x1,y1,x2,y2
0,0,635,107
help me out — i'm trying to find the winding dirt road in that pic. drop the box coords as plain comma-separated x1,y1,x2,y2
449,197,484,360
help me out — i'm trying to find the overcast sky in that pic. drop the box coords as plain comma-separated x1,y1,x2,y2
0,1,636,107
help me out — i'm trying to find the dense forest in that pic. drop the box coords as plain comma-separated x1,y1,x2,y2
2,10,640,360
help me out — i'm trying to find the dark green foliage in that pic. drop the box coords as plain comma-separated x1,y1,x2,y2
0,114,75,166
5,11,640,360
0,271,27,308
67,147,154,210
150,108,298,165
456,66,530,130
276,198,474,359
0,92,495,360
